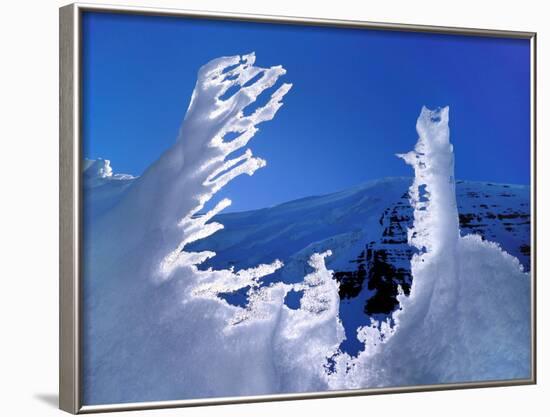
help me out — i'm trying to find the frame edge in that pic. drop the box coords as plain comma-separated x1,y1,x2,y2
72,2,535,39
62,3,537,413
531,32,537,386
60,3,79,415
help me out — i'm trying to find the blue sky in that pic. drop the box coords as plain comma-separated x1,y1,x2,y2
82,12,531,212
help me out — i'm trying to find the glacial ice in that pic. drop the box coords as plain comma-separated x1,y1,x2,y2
83,54,531,405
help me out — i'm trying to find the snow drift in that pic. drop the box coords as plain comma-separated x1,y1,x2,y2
83,54,531,405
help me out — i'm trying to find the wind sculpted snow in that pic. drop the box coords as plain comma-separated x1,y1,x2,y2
83,53,346,404
83,54,531,405
326,107,531,389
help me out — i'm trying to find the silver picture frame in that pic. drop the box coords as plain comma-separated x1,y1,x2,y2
59,2,537,414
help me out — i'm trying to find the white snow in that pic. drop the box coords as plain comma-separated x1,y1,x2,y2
274,250,345,393
83,53,344,404
326,106,531,389
83,54,531,405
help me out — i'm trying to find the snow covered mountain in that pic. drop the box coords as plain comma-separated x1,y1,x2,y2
188,177,530,355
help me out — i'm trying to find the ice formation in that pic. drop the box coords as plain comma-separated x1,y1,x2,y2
83,52,531,405
83,53,345,404
327,106,531,389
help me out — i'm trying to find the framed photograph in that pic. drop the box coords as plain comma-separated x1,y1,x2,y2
59,2,536,414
